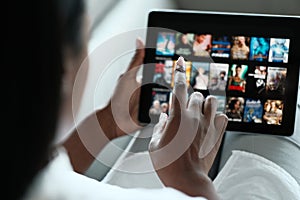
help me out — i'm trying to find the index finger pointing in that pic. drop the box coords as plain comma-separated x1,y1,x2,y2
172,56,188,114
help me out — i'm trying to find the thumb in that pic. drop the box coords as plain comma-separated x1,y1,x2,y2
127,37,145,72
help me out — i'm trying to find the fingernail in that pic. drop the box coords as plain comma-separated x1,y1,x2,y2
159,113,167,121
193,92,204,99
175,57,186,73
177,56,185,66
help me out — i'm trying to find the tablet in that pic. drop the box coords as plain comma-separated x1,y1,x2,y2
138,9,300,136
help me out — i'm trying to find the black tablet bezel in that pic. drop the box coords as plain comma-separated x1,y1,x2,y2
138,10,300,136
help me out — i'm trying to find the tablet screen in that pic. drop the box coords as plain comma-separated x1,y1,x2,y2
138,10,300,136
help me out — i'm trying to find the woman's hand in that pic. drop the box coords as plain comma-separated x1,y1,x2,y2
97,38,145,139
149,56,228,199
63,38,145,173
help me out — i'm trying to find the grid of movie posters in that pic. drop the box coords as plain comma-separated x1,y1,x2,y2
149,31,290,126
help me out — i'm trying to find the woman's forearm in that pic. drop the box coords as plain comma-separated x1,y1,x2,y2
62,104,117,174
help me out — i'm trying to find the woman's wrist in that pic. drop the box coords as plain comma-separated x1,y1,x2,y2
181,171,216,198
96,103,118,140
158,166,219,199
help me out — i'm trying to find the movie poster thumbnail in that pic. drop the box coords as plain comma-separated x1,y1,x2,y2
211,36,231,58
175,33,194,56
153,60,174,88
208,63,229,94
156,32,176,56
225,97,245,122
247,66,267,95
230,36,250,60
249,37,270,61
243,99,263,123
268,38,290,63
263,100,283,125
149,88,171,123
190,62,210,90
227,64,248,93
266,67,287,95
192,34,212,57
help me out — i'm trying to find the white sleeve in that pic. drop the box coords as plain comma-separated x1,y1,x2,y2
94,181,207,200
24,147,207,200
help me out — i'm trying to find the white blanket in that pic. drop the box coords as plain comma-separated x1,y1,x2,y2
103,150,300,199
214,150,300,200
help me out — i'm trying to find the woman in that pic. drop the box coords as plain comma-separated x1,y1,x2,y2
15,0,228,199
